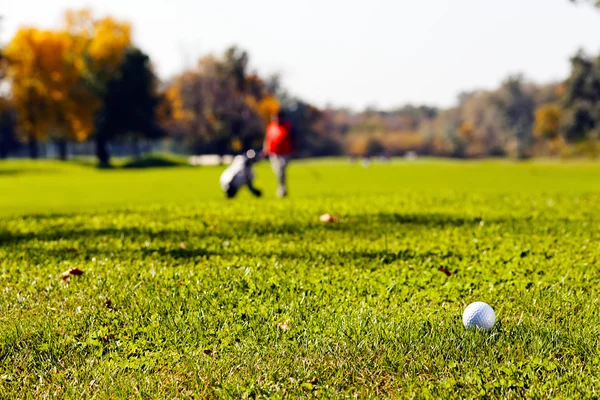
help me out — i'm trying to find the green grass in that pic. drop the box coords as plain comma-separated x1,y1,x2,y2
0,159,599,398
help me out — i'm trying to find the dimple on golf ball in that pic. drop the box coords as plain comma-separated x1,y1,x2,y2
463,302,495,330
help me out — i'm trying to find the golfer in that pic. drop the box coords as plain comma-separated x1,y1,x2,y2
264,111,293,197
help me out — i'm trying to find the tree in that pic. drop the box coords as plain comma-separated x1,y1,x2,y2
4,28,64,157
459,91,507,156
560,52,600,142
281,99,341,157
3,10,131,161
534,104,562,140
569,0,600,7
95,48,165,165
495,75,535,159
162,48,278,157
0,17,19,158
0,98,19,158
64,10,132,164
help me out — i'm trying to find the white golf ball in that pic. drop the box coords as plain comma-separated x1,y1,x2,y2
462,302,495,330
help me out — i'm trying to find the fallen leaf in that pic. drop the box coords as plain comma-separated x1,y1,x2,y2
100,334,115,343
277,321,289,331
320,214,339,223
203,349,213,356
438,267,452,277
61,267,84,281
68,267,84,276
179,242,186,249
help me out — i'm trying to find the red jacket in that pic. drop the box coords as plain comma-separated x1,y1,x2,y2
265,121,292,155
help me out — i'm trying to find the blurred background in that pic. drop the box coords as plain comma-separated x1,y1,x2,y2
0,0,599,166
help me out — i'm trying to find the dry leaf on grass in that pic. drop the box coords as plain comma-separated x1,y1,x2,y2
277,321,289,331
438,267,452,277
179,242,186,249
319,214,339,223
61,267,84,281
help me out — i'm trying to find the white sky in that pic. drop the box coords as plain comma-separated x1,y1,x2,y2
2,0,600,109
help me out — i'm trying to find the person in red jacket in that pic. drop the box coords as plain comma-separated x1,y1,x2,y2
264,110,293,197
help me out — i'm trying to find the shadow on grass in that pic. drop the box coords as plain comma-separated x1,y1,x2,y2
121,156,189,169
351,212,483,228
0,169,22,176
19,243,460,269
62,155,190,170
0,167,60,176
0,211,566,248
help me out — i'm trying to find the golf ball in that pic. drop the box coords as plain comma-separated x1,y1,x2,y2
462,302,495,330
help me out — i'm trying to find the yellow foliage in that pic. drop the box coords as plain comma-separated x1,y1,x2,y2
534,104,561,139
255,95,280,125
164,73,199,123
459,121,474,139
347,131,423,156
231,138,242,152
4,9,132,142
88,17,131,72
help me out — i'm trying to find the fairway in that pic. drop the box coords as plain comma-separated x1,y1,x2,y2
1,159,600,398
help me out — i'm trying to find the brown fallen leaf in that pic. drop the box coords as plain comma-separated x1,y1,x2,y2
277,321,289,331
61,267,84,281
203,349,213,356
179,242,186,249
320,214,339,223
100,334,115,343
438,267,452,277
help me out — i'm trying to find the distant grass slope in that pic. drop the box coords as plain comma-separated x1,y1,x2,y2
1,158,599,216
0,159,599,398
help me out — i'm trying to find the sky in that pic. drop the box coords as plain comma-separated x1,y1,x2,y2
2,0,600,110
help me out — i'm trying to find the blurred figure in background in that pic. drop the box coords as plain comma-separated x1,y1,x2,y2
220,150,262,199
264,110,293,197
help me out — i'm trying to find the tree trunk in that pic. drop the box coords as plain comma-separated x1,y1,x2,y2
28,135,39,159
132,136,142,159
57,138,68,161
96,135,110,167
0,138,6,159
217,137,228,165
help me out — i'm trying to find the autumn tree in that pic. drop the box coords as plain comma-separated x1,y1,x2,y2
3,10,131,161
534,104,562,140
4,29,62,157
459,91,506,156
64,10,132,164
163,47,279,156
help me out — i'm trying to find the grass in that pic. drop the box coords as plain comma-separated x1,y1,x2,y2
0,158,599,398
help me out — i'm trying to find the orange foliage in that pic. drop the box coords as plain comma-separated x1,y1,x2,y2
4,9,131,142
534,104,561,139
255,95,280,125
459,121,474,139
347,131,424,156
